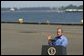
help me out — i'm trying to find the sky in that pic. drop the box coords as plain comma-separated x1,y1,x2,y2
1,1,83,8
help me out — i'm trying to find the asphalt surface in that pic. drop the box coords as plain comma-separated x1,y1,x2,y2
1,23,83,55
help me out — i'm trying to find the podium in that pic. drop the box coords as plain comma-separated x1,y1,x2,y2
41,45,67,55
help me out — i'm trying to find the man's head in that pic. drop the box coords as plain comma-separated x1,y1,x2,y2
56,27,63,36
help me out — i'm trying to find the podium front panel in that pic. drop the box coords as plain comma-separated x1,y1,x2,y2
41,45,67,55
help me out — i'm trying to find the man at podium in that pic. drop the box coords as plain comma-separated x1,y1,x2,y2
41,27,68,55
47,27,68,47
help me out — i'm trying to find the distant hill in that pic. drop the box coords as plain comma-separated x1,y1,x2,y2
61,4,83,10
1,4,83,11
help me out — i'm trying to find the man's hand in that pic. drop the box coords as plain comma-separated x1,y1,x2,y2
47,33,52,40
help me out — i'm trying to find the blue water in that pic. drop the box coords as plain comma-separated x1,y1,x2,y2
1,11,83,24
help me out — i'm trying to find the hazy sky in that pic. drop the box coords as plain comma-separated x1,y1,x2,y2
1,1,83,8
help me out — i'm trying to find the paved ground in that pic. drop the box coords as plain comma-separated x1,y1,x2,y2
1,23,83,55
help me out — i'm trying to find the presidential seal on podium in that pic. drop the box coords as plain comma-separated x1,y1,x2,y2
47,47,56,55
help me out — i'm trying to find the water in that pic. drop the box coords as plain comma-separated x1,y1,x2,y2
1,11,83,24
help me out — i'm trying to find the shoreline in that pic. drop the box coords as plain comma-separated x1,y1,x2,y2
1,22,83,26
